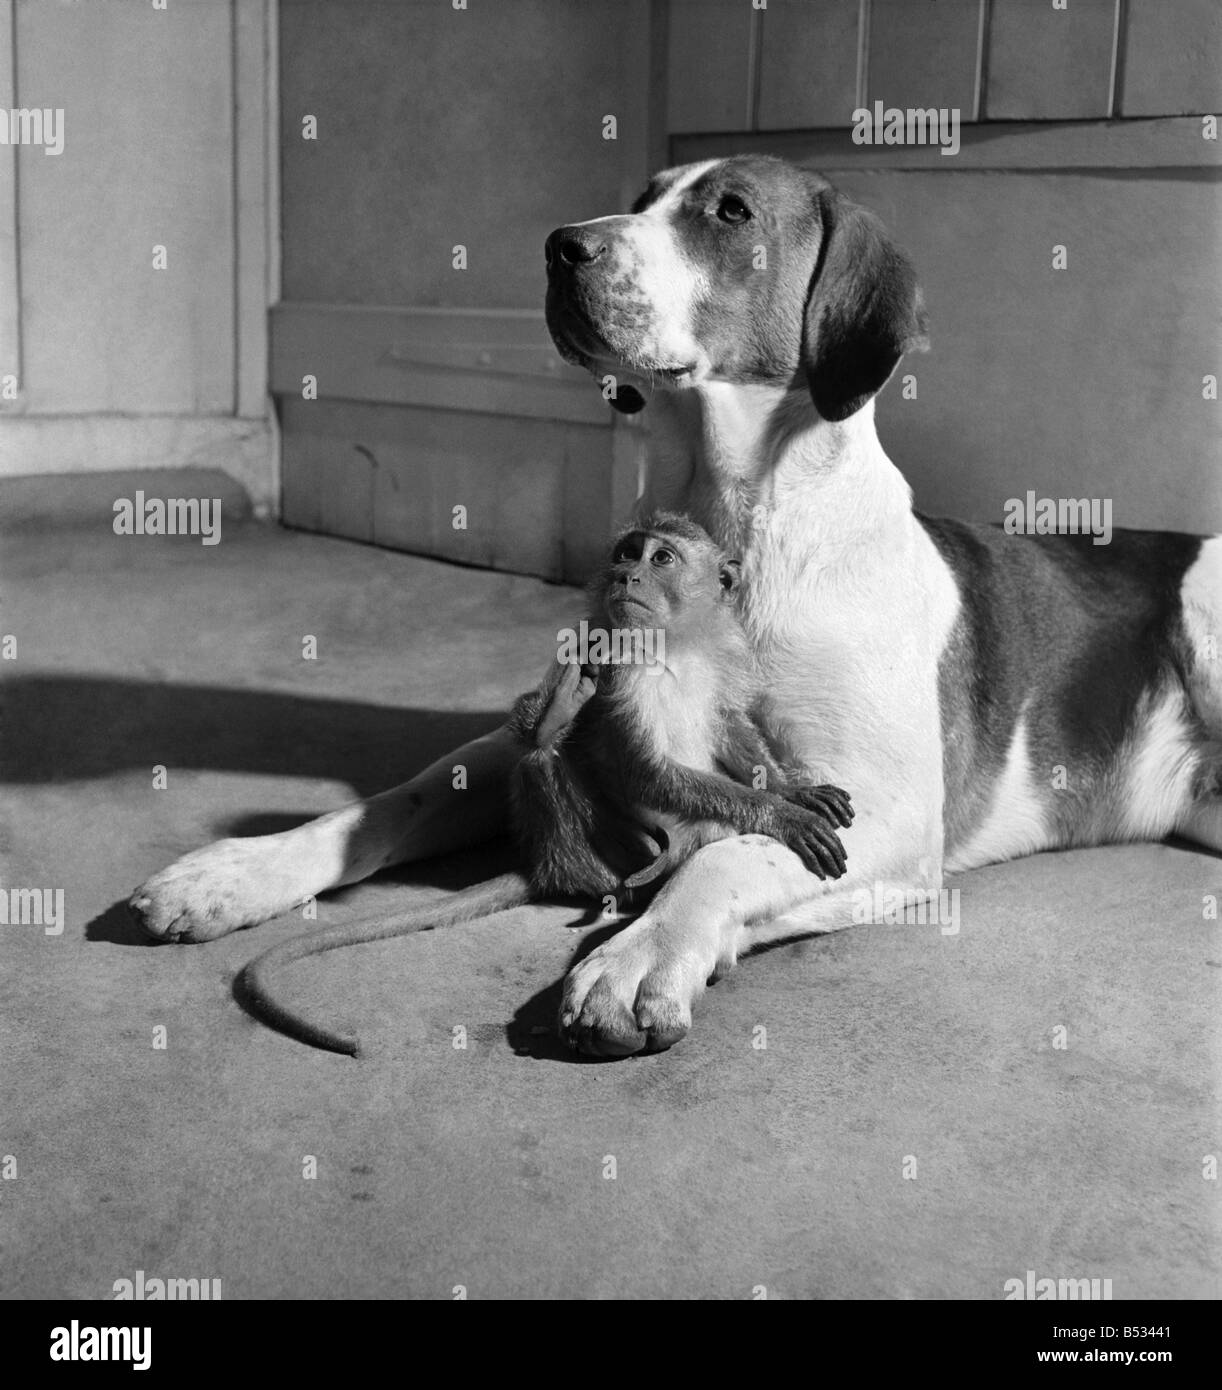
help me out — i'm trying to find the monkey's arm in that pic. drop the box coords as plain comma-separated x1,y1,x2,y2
714,710,855,830
621,745,849,881
717,709,855,831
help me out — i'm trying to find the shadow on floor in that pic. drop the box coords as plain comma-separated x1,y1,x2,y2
1,674,504,798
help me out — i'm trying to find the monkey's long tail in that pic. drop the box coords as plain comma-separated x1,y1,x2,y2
242,871,531,1058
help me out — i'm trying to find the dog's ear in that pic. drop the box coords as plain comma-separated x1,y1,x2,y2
802,191,928,423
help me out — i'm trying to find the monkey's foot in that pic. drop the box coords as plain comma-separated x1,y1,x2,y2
559,917,714,1057
533,659,598,750
129,837,307,942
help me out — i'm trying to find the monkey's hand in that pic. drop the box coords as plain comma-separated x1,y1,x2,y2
787,782,855,829
533,661,599,752
763,800,849,880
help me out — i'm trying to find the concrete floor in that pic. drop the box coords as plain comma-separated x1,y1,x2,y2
2,478,1220,1299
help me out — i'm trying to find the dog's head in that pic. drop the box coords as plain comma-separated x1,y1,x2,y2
544,154,927,421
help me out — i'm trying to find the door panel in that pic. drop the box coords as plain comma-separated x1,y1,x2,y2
275,0,658,581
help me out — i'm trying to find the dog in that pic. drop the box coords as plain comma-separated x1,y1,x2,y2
131,154,1222,1058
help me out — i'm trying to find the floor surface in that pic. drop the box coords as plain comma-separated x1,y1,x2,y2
2,498,1219,1299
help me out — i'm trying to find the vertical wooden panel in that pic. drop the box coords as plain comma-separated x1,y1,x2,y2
280,398,376,544
986,0,1118,120
15,0,234,412
867,0,983,118
281,397,615,583
234,0,271,421
0,0,19,405
667,0,754,134
756,0,860,130
279,0,654,570
562,421,620,579
281,0,648,309
1121,0,1222,116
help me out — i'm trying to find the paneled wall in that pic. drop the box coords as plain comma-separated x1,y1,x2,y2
0,0,277,505
274,0,662,581
669,0,1222,131
276,0,1218,575
670,0,1222,534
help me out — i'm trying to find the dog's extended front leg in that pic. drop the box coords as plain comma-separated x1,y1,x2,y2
560,824,938,1057
131,724,523,942
558,835,831,1056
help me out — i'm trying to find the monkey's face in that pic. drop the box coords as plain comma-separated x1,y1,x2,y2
602,528,739,630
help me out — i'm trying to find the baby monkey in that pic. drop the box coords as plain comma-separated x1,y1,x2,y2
513,511,853,895
244,513,853,1055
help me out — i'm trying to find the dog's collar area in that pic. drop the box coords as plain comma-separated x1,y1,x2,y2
609,385,647,414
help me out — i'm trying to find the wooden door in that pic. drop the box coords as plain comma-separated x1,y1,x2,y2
272,0,665,582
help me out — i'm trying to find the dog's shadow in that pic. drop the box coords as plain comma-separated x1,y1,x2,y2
57,670,504,946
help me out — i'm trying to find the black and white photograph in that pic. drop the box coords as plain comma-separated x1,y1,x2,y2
2,0,1220,1331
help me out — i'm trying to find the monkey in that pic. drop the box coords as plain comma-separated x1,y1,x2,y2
243,513,854,1057
510,512,856,894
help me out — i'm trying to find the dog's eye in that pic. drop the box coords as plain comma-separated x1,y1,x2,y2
716,195,751,225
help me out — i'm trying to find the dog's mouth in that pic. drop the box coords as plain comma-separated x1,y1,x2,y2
547,302,694,382
549,304,607,363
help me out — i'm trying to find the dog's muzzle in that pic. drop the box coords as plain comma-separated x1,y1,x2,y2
544,223,654,414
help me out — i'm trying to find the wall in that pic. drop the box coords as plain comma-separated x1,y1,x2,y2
0,0,278,508
273,0,664,580
669,0,1222,534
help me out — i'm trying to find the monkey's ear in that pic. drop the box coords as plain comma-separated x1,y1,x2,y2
719,559,742,596
802,189,928,423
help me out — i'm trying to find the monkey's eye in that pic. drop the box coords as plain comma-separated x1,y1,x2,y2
715,195,751,225
651,547,677,567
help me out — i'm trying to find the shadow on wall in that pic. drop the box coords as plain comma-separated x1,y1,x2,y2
0,675,506,801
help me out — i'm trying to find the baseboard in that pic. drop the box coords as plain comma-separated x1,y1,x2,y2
0,467,256,534
0,415,278,514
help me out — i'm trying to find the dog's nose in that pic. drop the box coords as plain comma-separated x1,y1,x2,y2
545,226,608,268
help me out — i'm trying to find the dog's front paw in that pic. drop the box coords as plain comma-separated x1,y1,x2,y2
558,918,707,1057
129,837,296,942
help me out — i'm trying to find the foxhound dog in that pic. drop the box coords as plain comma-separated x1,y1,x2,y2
131,155,1222,1057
